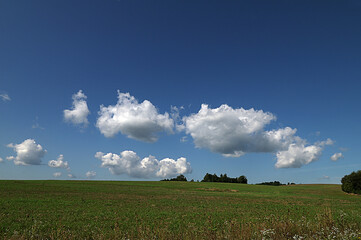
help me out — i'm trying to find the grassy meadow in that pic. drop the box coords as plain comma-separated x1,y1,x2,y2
0,180,360,239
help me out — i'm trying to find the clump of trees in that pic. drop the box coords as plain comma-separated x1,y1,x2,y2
161,174,187,182
256,181,284,186
201,173,247,184
341,170,361,194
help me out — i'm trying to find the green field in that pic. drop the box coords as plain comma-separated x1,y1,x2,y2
0,181,360,239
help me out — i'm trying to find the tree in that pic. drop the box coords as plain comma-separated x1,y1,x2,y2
237,175,247,184
341,170,361,194
201,173,247,184
161,174,188,182
175,174,187,181
202,173,212,182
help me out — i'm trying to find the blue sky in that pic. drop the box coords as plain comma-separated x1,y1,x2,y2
1,0,361,183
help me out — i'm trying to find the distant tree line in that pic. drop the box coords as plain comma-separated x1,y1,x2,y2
256,181,284,186
160,174,299,187
341,170,361,194
201,173,247,184
256,181,296,186
161,174,187,182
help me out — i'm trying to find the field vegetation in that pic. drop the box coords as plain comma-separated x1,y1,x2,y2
0,180,360,239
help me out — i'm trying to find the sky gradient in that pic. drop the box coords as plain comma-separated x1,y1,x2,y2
1,0,361,183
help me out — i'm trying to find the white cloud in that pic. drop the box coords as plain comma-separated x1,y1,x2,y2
32,123,44,130
275,143,322,168
180,136,188,142
86,171,96,179
95,151,191,178
182,104,283,157
68,173,76,178
322,175,330,180
0,93,10,102
48,155,70,170
7,139,47,165
53,172,62,178
64,90,90,127
32,116,44,130
275,138,334,168
182,104,333,168
0,157,3,163
318,138,334,146
96,91,174,142
330,152,343,161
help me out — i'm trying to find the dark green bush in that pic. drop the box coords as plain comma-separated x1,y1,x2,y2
341,170,361,194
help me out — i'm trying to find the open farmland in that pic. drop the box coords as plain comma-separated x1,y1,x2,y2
0,180,360,239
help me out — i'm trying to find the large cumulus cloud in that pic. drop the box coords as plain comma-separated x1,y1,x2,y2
64,90,90,127
96,91,174,142
7,139,47,165
95,151,191,178
182,104,333,168
183,104,281,157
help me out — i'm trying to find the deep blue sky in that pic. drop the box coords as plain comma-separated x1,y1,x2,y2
1,0,361,183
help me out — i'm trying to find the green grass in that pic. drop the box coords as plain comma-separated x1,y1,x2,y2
0,180,360,239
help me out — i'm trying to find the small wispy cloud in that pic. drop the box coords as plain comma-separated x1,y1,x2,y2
331,152,343,161
68,173,76,179
86,171,96,179
0,93,10,102
53,172,62,178
32,117,44,130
